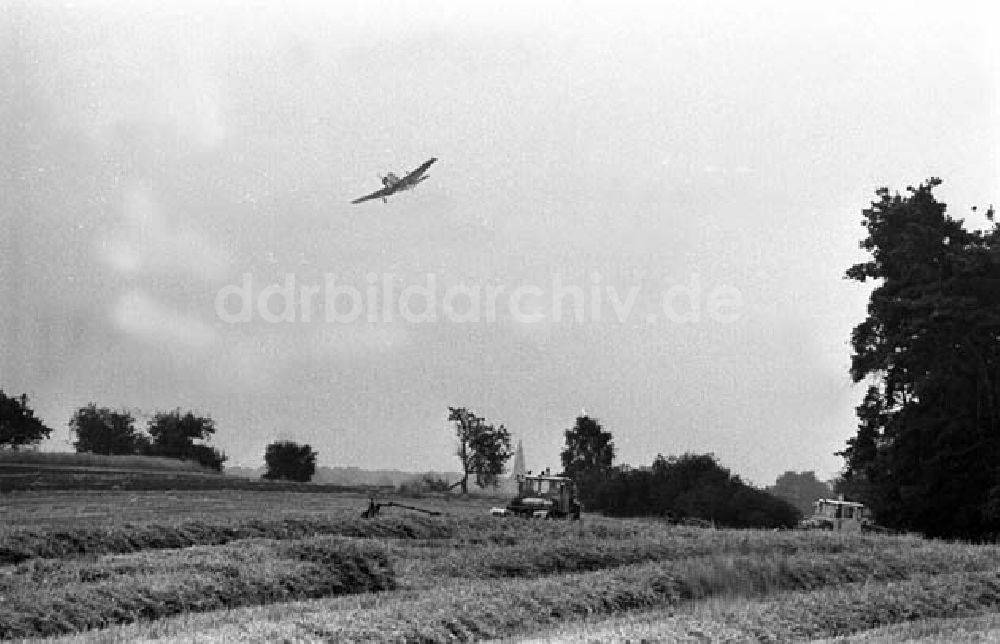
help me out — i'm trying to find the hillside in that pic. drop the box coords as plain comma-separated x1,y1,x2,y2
227,464,464,488
0,452,387,493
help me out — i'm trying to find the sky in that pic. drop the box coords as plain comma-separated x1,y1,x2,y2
2,1,998,486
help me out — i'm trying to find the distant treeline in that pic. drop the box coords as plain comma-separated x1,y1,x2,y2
69,405,227,471
580,453,801,529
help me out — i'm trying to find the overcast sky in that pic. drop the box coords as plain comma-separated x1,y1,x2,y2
3,1,998,485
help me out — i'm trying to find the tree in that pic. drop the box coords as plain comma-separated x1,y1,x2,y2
0,390,51,448
262,440,317,482
841,179,1000,538
147,409,227,471
589,453,799,528
69,404,148,455
767,471,834,517
561,415,615,478
449,407,512,494
561,415,615,505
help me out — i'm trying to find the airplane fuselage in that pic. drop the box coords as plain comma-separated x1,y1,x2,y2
352,157,436,205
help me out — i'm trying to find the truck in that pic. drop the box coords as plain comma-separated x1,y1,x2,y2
800,498,872,532
500,471,582,520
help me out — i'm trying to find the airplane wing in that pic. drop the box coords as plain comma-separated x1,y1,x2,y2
351,185,394,204
399,157,437,187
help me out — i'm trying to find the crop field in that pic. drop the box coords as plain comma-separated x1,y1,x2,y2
3,490,1000,642
0,454,380,494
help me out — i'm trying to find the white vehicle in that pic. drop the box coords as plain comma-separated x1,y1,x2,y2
801,498,872,532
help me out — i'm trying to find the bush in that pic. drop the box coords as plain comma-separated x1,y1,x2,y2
262,440,317,482
589,454,801,528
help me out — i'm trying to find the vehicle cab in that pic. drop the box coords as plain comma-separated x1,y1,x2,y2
806,498,871,532
506,470,581,519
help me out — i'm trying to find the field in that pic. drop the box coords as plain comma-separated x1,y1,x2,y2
0,453,383,494
3,489,1000,642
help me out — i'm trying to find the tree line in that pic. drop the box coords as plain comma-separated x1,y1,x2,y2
70,405,227,469
0,391,317,482
448,409,800,528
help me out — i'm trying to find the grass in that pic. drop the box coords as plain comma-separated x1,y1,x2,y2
0,451,213,472
0,514,464,564
398,529,934,582
7,490,1000,642
0,536,394,639
39,545,1000,642
0,456,398,492
519,569,1000,642
817,612,1000,642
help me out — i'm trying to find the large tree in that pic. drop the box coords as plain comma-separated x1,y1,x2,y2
561,415,615,478
840,179,1000,538
147,409,227,471
449,407,512,494
69,404,148,455
262,440,317,482
767,471,833,517
561,415,615,506
0,390,51,448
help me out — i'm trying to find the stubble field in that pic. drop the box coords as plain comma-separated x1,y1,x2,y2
2,489,1000,642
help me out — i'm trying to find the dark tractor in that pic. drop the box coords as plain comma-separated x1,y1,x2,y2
505,472,581,520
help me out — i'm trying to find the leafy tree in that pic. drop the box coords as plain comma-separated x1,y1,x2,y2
561,415,615,478
768,471,834,516
449,407,512,493
590,453,799,528
262,440,317,482
841,179,1000,538
147,409,227,471
69,404,148,455
0,390,51,448
561,415,615,505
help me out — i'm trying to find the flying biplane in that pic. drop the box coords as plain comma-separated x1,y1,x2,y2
351,157,437,204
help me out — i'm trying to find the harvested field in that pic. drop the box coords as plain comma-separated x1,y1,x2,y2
0,536,393,639
3,490,999,642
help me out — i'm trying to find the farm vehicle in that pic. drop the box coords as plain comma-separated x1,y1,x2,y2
799,498,879,532
360,497,443,518
493,471,582,520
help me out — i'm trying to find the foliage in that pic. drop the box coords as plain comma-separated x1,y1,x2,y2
0,390,51,448
420,472,453,492
147,409,227,471
560,415,615,506
398,472,454,495
262,440,318,482
588,453,800,528
449,406,512,493
768,471,834,516
840,179,1000,538
69,404,149,455
66,405,226,470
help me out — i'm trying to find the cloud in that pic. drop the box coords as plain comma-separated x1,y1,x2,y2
112,289,214,349
100,183,231,281
32,8,228,153
313,322,409,356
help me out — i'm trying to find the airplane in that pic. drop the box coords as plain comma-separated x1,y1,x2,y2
351,157,437,204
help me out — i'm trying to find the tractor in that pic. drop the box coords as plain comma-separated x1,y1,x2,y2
501,470,582,519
